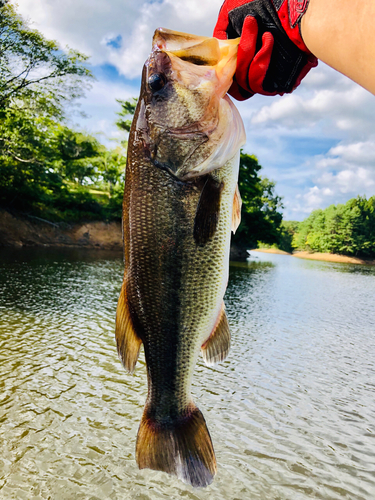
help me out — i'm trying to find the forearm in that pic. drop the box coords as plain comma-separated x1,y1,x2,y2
301,0,375,94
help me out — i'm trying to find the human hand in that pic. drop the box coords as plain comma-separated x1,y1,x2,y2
214,0,318,100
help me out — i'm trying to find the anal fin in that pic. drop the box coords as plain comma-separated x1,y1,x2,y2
231,184,242,233
115,284,142,374
201,302,231,366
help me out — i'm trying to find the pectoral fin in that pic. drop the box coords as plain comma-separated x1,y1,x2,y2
193,176,224,246
232,184,242,233
201,303,231,366
115,284,142,374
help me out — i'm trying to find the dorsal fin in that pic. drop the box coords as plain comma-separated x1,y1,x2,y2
115,284,142,374
231,184,242,233
201,302,231,366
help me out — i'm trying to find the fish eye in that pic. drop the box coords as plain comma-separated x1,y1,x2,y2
148,73,166,92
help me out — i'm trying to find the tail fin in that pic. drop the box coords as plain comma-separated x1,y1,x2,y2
136,405,217,488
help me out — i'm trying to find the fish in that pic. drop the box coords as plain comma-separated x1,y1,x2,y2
115,28,246,488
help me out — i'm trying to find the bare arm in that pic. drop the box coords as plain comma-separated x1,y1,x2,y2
301,0,375,95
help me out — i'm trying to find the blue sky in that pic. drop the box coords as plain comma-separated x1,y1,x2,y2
17,0,375,220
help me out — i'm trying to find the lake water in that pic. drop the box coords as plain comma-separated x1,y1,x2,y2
0,248,374,499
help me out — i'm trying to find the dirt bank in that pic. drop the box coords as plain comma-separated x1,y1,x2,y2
253,248,292,255
0,210,123,250
293,251,375,266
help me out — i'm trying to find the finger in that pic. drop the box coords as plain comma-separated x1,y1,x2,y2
248,31,277,95
213,0,230,40
236,15,259,92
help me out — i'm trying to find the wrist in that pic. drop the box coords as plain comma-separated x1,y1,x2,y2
271,0,312,53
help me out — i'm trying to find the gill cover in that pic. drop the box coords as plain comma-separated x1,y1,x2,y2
144,28,246,180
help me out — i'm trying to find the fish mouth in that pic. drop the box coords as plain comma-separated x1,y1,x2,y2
153,28,222,67
145,28,240,102
152,28,240,94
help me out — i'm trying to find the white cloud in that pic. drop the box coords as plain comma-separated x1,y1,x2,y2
17,0,152,64
17,0,223,76
329,142,375,165
252,77,375,138
285,138,375,218
317,166,375,195
71,78,138,146
315,157,341,170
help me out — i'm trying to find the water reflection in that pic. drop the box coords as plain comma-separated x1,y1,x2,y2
0,248,374,499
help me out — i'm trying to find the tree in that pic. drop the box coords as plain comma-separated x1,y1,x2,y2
0,3,92,114
116,98,138,136
55,126,104,184
100,147,126,192
0,2,94,194
0,102,127,221
0,106,61,209
233,152,284,249
278,220,299,253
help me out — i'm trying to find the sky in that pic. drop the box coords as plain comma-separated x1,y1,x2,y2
16,0,375,220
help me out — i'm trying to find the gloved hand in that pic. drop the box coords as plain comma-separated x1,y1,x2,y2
214,0,318,100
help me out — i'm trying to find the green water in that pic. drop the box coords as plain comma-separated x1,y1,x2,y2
0,248,374,499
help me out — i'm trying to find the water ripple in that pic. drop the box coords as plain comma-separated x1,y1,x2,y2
0,248,374,499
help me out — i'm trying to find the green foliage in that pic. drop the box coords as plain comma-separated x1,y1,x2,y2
293,197,375,257
256,241,279,250
0,4,126,222
55,126,105,184
0,104,126,221
116,98,138,134
277,220,299,253
233,152,284,249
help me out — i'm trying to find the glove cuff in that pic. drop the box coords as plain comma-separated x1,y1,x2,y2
272,0,311,53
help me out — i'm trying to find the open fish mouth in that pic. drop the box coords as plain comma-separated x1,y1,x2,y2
153,27,228,66
149,27,240,100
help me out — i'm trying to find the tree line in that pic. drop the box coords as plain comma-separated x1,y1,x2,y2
291,197,375,258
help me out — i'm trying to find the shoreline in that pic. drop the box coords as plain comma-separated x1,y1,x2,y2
0,210,123,250
252,248,291,255
292,251,375,266
1,210,374,266
253,248,375,266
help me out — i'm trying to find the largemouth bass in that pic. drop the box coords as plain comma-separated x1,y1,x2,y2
115,28,245,488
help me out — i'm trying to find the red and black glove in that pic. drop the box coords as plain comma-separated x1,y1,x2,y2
214,0,318,100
